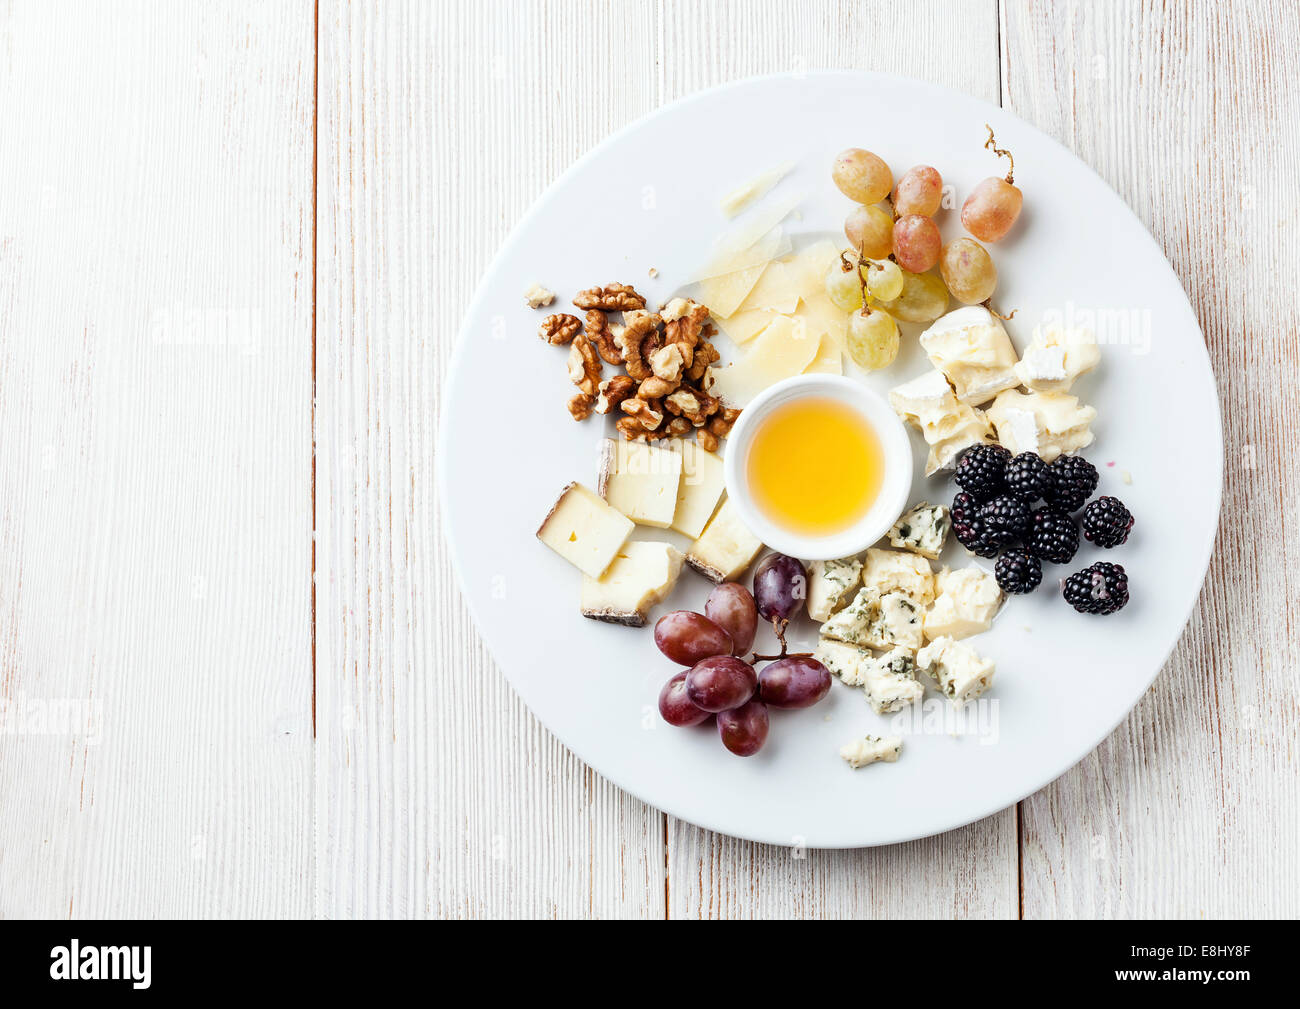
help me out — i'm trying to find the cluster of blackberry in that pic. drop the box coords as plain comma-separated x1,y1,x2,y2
950,445,1134,614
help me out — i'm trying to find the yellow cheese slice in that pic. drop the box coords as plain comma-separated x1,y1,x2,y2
697,262,769,319
785,240,843,300
793,291,850,355
804,334,844,375
739,260,800,314
717,308,778,346
709,316,820,407
720,162,796,218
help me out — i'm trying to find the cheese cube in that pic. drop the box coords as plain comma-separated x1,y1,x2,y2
685,497,763,583
919,306,1020,405
580,541,684,628
669,442,726,540
839,735,903,769
807,557,863,621
889,370,995,475
1014,325,1101,392
916,636,995,705
820,587,923,652
862,549,936,605
536,482,634,579
598,439,683,528
924,566,1003,641
986,388,1097,462
888,502,951,559
818,640,924,714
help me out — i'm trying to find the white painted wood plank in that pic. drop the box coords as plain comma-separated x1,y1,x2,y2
314,0,666,918
656,0,1018,919
0,1,314,917
1003,0,1300,918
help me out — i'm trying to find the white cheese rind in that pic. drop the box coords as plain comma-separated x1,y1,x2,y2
916,636,996,705
839,734,903,769
820,587,924,652
685,497,764,583
807,557,863,621
600,440,683,529
889,370,995,475
1014,325,1101,392
861,549,936,606
888,502,951,559
986,388,1097,463
923,566,1003,641
580,541,684,627
669,442,726,540
536,482,635,579
919,306,1020,405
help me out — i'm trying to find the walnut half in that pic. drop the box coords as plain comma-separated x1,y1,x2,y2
539,313,582,345
573,283,647,311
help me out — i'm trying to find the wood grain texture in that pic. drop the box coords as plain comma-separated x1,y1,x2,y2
0,2,314,917
314,0,666,919
1003,0,1300,918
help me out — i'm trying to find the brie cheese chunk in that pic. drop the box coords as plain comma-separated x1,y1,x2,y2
820,587,923,652
669,441,726,540
1014,325,1101,392
986,388,1098,462
599,439,683,528
685,497,763,583
861,548,936,605
839,734,903,769
536,482,635,579
888,502,951,559
889,370,996,475
807,557,863,621
580,541,684,627
916,636,996,705
924,565,1003,641
919,306,1020,405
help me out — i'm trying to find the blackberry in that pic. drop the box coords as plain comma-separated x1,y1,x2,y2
995,549,1042,594
954,518,1000,558
1062,562,1129,615
954,444,1011,501
1025,505,1080,564
1081,496,1134,548
977,494,1030,548
1004,452,1052,502
1045,454,1098,511
951,491,979,527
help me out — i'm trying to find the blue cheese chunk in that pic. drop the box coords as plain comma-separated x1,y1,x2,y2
820,587,924,652
916,636,996,705
888,502,951,560
814,641,921,713
862,548,936,605
808,557,863,621
839,734,903,769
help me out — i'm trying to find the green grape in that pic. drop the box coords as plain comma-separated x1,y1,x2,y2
832,148,892,204
844,205,893,259
824,262,864,312
878,269,949,323
846,308,900,370
861,258,904,301
939,238,997,304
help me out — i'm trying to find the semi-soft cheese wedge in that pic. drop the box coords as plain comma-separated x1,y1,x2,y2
919,306,1020,405
807,557,863,621
536,482,634,579
861,548,936,606
986,388,1097,462
686,497,764,583
916,636,995,705
839,735,902,769
924,565,1003,641
888,502,951,559
889,369,995,474
598,439,683,529
669,442,726,540
580,541,684,627
1014,324,1101,392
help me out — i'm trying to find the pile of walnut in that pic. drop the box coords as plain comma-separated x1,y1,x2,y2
535,283,740,452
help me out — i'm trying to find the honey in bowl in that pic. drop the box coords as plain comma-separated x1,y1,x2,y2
745,397,884,537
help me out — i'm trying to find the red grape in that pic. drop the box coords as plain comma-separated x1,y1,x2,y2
717,699,769,757
685,655,758,713
654,610,732,665
704,583,758,655
658,671,712,727
753,554,806,623
758,657,832,709
893,165,943,217
961,177,1022,242
892,214,942,273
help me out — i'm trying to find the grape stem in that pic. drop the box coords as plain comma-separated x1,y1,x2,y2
747,617,812,663
982,298,1018,320
983,124,1015,183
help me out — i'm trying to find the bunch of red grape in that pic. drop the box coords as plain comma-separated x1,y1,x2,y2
655,554,831,757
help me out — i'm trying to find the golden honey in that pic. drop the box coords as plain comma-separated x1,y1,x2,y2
745,397,884,536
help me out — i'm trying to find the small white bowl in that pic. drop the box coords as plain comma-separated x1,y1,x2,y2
723,374,913,561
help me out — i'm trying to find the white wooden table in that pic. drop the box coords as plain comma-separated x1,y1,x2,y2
1,0,1296,919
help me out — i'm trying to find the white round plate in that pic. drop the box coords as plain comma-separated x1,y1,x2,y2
438,72,1221,847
